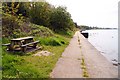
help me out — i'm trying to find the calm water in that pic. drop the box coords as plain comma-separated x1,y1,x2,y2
83,29,118,63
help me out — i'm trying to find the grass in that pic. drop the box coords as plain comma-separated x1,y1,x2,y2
78,37,80,42
83,69,89,77
81,57,89,78
2,34,71,78
38,37,66,46
78,36,81,45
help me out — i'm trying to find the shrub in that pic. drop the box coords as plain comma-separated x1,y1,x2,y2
2,13,20,38
29,24,54,37
39,36,66,46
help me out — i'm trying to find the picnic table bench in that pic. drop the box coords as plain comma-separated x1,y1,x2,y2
2,37,39,52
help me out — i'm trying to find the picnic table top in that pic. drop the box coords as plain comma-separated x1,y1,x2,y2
11,36,33,41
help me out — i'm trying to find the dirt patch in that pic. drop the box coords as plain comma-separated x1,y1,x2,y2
34,51,52,56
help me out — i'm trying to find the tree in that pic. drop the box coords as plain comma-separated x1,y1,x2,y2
50,6,74,31
16,2,30,17
29,2,53,27
2,2,20,16
2,2,30,17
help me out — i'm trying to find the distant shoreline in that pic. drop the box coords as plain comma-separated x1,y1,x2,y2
90,28,118,30
82,28,118,31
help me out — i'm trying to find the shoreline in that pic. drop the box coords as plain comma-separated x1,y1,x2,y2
82,29,118,66
78,31,118,78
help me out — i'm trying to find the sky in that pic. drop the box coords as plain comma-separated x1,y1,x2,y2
45,0,119,28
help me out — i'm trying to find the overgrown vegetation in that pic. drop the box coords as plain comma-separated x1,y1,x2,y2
2,1,76,78
2,2,75,33
81,56,89,78
2,13,54,39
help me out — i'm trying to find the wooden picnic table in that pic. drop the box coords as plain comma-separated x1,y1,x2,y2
3,36,39,52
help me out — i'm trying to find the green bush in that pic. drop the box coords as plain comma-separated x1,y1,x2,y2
56,29,73,37
29,24,54,37
39,36,66,46
2,13,20,38
39,37,60,46
2,13,54,39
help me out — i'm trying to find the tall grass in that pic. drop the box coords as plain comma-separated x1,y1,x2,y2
38,35,68,46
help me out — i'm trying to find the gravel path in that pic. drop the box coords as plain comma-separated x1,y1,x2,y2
50,31,118,78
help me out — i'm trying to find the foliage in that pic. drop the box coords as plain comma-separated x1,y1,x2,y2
29,2,53,27
2,13,20,38
2,2,20,16
2,2,30,17
29,23,54,37
2,13,54,38
56,29,74,37
2,2,75,32
39,36,67,46
16,2,30,17
50,6,74,31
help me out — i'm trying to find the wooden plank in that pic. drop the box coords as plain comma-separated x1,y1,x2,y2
21,41,39,47
11,36,33,41
2,43,10,46
25,47,42,53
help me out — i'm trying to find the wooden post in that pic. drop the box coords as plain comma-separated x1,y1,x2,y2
33,43,37,48
21,46,27,52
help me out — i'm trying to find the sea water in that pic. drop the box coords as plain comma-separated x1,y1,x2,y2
83,29,118,63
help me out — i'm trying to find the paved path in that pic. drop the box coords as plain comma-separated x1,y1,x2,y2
50,31,118,78
50,31,83,78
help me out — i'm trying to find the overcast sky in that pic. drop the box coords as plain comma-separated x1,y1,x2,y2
46,0,119,28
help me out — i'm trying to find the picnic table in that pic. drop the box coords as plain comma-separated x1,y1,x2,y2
3,37,39,52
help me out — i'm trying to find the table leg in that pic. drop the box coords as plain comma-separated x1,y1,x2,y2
33,43,37,48
21,46,27,52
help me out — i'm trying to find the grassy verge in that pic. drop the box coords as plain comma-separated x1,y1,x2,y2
2,34,71,78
